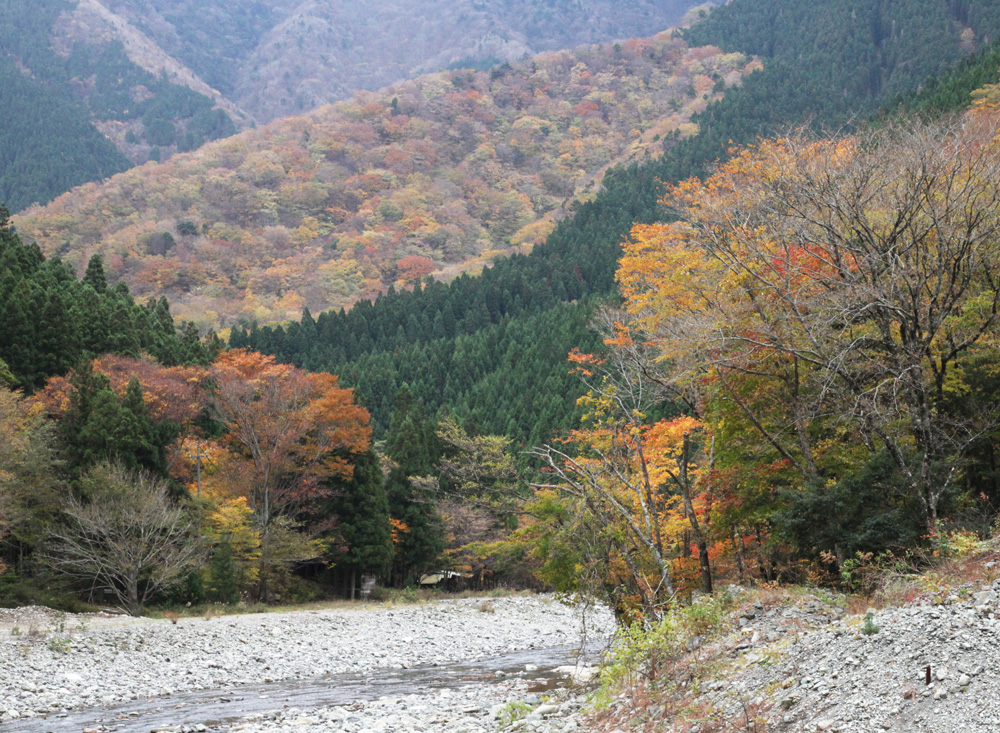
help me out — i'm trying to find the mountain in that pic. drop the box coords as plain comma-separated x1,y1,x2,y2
0,0,239,211
14,30,757,330
14,0,1000,443
0,0,705,213
229,0,1000,442
100,0,708,123
9,0,1000,614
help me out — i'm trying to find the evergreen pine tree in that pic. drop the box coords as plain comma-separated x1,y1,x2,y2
60,365,127,478
82,254,108,294
326,449,393,582
384,386,444,585
118,376,171,477
0,356,15,388
207,538,241,604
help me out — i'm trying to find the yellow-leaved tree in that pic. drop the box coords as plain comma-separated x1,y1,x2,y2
0,385,60,572
618,112,1000,534
530,312,717,622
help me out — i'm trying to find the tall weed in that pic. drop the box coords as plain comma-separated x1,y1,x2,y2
594,592,733,709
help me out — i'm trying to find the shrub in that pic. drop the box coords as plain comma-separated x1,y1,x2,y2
860,611,880,635
595,592,734,708
496,701,532,727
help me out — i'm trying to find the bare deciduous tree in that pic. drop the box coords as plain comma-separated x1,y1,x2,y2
529,317,689,622
48,462,205,615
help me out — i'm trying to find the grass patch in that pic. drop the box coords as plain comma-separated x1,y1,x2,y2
496,701,533,728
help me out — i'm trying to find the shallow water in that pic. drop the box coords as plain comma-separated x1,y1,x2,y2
3,644,593,732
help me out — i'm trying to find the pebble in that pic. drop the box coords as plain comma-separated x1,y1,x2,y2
228,683,595,733
10,583,1000,732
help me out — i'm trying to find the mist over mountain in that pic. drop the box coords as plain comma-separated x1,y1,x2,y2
0,0,704,212
101,0,707,122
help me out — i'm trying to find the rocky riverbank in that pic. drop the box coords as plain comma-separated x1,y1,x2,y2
0,595,615,727
226,680,591,733
701,582,1000,732
584,578,1000,732
6,575,1000,733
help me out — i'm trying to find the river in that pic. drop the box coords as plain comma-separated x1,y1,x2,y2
2,643,593,732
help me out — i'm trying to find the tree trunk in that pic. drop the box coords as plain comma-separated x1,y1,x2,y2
126,570,141,616
697,536,713,594
732,527,745,583
680,433,712,594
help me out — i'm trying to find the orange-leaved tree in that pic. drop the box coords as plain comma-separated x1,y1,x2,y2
209,349,371,598
619,113,1000,534
530,313,716,622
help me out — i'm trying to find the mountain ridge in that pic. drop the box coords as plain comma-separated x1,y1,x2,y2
0,0,705,213
101,0,708,122
60,0,253,127
14,29,754,330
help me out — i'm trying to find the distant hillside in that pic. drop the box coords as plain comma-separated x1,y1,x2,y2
232,0,1000,444
14,32,756,330
0,0,239,211
102,0,707,123
0,0,704,212
888,35,1000,116
682,0,995,111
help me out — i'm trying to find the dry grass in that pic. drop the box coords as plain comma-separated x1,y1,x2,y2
577,585,850,733
817,534,1000,621
146,587,534,621
589,672,773,732
921,547,999,589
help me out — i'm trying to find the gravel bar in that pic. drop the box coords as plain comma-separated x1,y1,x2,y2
0,595,615,727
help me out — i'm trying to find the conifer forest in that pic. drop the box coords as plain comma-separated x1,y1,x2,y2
6,0,1000,636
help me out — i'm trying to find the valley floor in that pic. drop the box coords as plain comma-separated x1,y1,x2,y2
4,575,1000,732
0,595,613,731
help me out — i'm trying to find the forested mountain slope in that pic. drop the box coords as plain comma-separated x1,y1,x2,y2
7,0,1000,614
0,0,238,212
0,0,705,213
0,213,210,393
101,0,706,123
889,35,1000,115
15,32,756,330
235,0,1000,440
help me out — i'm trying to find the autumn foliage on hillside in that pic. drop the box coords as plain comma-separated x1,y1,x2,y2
15,33,757,330
36,354,207,426
552,101,1000,614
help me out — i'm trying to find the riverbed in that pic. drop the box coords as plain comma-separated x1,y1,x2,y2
0,596,614,731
